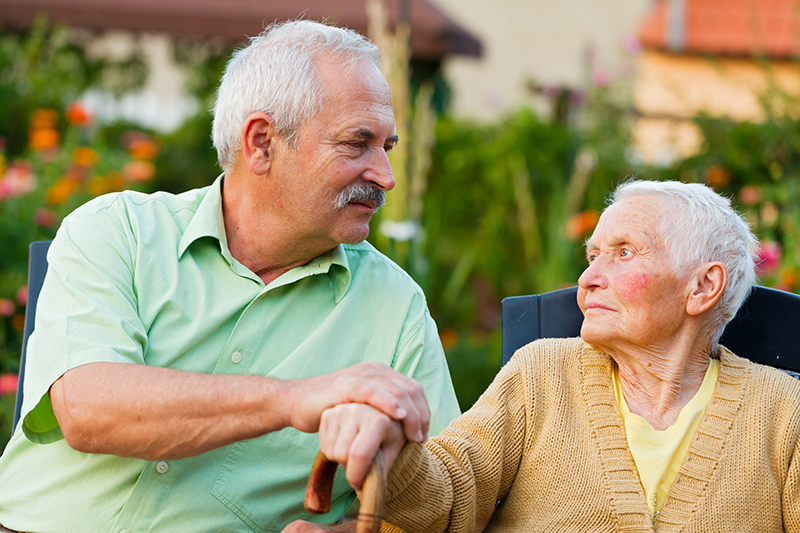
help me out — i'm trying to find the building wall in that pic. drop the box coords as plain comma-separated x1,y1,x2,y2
633,50,800,164
81,31,199,133
430,0,653,120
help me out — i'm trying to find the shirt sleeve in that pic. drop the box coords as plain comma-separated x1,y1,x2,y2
21,197,148,443
382,355,529,532
389,291,461,436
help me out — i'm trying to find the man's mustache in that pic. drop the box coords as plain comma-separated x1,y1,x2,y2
334,182,386,211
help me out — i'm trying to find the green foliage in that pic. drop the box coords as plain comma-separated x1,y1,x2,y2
2,18,800,431
399,107,618,409
662,99,800,291
0,19,156,449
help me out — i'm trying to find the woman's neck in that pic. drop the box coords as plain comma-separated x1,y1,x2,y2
612,343,711,430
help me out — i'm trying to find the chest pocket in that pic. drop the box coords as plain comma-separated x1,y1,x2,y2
212,428,354,532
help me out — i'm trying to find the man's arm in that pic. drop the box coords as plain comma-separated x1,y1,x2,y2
50,360,426,461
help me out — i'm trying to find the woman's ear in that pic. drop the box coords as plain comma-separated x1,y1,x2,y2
240,112,276,176
686,262,728,316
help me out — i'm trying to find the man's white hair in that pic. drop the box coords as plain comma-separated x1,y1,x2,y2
611,180,759,349
211,20,382,173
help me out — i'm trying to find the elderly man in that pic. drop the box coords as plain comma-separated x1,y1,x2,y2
0,20,459,532
310,180,800,532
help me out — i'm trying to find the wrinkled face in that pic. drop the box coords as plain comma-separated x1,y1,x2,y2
270,57,397,247
577,197,690,353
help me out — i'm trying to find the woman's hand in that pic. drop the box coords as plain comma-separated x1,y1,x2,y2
319,403,407,490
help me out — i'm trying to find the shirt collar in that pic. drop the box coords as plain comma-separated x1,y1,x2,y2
177,175,352,301
178,175,228,259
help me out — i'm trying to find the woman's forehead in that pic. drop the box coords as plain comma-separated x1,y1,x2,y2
599,197,663,232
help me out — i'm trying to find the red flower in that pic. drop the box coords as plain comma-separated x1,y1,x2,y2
65,102,92,127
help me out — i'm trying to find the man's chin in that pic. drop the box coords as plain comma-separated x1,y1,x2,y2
336,226,371,245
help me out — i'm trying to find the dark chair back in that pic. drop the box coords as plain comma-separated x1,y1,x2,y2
501,285,800,377
12,240,51,429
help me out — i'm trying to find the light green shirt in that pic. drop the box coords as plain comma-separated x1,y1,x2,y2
0,177,460,533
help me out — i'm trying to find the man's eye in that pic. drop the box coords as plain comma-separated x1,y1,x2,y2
588,254,597,263
620,249,632,257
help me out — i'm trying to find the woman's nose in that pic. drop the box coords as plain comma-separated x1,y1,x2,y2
578,258,607,290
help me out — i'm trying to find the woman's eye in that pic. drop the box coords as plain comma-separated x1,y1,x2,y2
620,249,632,257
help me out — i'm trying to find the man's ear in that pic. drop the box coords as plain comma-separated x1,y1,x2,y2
686,262,727,316
241,112,276,176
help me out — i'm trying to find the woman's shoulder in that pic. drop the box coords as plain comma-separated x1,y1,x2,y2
719,346,800,404
510,337,608,374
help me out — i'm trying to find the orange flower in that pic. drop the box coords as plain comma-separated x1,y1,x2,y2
706,165,731,187
123,160,155,182
127,138,158,160
439,327,458,351
65,102,92,126
30,108,58,130
72,146,99,167
29,128,60,151
11,314,25,332
46,178,79,205
781,267,799,290
566,210,600,241
88,173,124,195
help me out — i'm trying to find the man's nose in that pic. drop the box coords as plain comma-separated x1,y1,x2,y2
363,149,395,191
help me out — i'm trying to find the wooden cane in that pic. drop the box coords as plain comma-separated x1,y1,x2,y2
304,449,386,533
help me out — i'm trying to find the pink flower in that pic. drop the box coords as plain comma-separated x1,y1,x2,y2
621,35,642,55
0,299,15,317
591,68,611,87
0,161,36,199
739,185,762,205
756,241,782,275
34,207,59,228
16,286,27,306
0,373,18,396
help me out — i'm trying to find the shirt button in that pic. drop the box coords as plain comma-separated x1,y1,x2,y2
231,351,242,364
156,461,169,474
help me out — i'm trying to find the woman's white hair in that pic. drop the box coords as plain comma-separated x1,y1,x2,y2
211,20,382,173
611,180,759,349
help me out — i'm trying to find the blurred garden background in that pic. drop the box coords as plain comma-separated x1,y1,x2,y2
1,0,800,449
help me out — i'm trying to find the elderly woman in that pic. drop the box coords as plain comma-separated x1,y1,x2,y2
291,179,800,533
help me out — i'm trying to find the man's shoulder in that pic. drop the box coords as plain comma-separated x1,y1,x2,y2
74,186,207,220
62,185,212,243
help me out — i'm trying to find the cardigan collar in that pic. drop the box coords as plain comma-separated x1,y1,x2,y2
579,343,749,532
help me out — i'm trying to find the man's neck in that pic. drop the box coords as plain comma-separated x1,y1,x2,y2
221,174,336,285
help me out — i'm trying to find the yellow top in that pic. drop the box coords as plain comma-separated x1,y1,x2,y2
613,358,720,520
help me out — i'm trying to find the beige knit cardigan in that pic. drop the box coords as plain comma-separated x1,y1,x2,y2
382,337,800,532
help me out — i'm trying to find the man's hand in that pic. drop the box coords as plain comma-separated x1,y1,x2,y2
319,403,406,490
287,362,429,445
